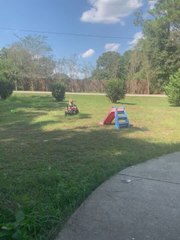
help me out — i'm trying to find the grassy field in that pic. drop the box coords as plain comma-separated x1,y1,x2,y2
0,92,180,240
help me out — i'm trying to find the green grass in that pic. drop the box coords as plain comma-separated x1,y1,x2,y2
0,92,180,239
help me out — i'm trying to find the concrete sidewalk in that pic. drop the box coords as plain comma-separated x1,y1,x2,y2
56,152,180,240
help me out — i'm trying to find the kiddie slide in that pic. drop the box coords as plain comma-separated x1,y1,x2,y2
101,111,115,124
100,107,124,125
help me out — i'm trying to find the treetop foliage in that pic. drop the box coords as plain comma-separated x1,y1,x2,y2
128,0,180,93
13,35,52,57
92,51,125,81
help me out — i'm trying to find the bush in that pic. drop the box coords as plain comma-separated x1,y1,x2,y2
165,69,180,106
50,82,65,101
105,78,126,103
0,80,14,100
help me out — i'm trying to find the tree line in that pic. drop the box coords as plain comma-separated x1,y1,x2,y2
0,0,179,96
94,0,179,95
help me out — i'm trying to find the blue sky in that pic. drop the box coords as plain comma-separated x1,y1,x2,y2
0,0,156,64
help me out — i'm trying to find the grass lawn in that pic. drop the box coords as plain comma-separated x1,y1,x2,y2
0,92,180,239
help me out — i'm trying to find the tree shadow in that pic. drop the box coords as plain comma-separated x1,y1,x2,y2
8,94,68,111
128,125,149,132
78,113,92,119
169,104,180,108
117,101,136,105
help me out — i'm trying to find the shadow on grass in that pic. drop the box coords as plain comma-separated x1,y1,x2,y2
128,125,149,132
169,104,180,108
98,124,149,133
78,113,92,119
117,101,137,106
7,94,68,111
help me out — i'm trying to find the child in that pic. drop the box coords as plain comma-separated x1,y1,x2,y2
65,99,79,115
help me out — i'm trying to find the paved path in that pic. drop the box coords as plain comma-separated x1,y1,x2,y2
55,152,180,240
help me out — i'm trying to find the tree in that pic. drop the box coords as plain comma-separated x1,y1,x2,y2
126,40,154,94
132,0,180,93
105,78,126,103
0,81,14,99
33,56,55,91
92,52,124,81
0,59,15,99
56,55,95,92
14,35,52,57
52,73,71,91
56,55,81,92
121,50,131,80
50,82,65,102
165,68,180,106
6,35,54,90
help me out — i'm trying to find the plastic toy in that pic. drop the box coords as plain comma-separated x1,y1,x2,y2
100,106,129,129
65,99,79,116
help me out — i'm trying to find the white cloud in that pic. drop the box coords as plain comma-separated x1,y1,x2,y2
81,48,95,58
81,0,143,24
129,31,144,47
105,43,120,52
148,0,158,10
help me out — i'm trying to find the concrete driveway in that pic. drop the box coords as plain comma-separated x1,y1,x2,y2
55,152,180,240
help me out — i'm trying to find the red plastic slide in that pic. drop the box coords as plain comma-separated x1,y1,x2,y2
101,111,115,124
100,107,124,125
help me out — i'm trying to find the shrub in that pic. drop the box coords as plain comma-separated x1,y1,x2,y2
50,82,65,101
165,69,180,106
0,80,14,100
105,78,126,103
